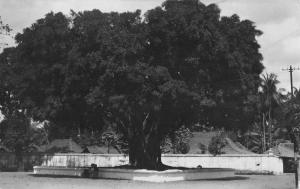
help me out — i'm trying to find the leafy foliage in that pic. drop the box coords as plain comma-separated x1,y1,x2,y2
145,1,263,131
0,0,264,169
0,16,12,50
0,16,11,35
279,95,300,151
162,126,192,154
101,130,122,153
239,73,283,153
0,113,47,154
172,126,193,154
208,132,227,155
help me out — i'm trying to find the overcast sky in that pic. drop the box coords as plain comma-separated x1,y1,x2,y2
0,0,300,91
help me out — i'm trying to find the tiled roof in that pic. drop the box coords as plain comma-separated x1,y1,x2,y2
270,143,296,158
188,132,255,154
41,139,82,153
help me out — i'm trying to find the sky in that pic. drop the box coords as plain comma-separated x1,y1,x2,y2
0,0,300,91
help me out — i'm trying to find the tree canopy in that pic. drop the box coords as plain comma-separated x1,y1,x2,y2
0,0,264,169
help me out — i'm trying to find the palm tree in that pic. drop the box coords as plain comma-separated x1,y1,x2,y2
259,73,282,150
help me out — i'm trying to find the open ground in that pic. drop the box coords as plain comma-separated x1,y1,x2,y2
0,172,294,189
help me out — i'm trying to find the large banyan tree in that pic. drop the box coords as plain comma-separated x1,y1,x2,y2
0,0,263,169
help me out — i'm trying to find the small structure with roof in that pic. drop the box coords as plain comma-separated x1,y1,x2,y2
187,132,254,154
40,139,83,153
268,143,296,173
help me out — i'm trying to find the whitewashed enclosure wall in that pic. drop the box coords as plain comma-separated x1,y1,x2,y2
41,153,284,174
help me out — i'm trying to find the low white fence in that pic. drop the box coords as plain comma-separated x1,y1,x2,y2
41,153,284,174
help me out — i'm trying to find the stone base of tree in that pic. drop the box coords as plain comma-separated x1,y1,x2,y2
33,166,235,182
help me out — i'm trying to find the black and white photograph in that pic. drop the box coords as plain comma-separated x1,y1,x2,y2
0,0,299,188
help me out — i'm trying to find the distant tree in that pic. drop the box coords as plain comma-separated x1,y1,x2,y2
238,73,283,153
0,17,17,118
0,113,48,152
0,16,12,50
259,73,281,150
0,16,11,35
101,130,120,153
281,96,300,158
0,112,41,171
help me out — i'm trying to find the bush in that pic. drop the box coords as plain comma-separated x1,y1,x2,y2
176,142,190,154
208,132,227,155
161,126,193,154
198,143,207,154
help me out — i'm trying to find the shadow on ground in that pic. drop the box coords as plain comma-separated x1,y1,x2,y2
29,174,82,179
190,176,249,181
29,173,248,182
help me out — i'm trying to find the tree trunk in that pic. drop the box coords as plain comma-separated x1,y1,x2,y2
128,132,164,170
123,112,170,170
126,115,166,171
268,109,272,148
15,141,24,171
262,113,266,152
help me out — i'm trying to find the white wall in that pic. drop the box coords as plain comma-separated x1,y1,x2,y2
162,154,284,174
41,153,284,174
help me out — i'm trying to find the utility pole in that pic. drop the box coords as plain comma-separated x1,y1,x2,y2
282,65,300,97
282,65,300,189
